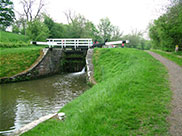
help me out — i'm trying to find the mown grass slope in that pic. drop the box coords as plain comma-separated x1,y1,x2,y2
0,30,29,43
0,31,32,48
0,46,44,78
22,48,171,136
151,49,182,66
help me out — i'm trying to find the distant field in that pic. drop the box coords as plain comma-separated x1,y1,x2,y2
0,46,44,78
22,48,171,136
0,31,29,43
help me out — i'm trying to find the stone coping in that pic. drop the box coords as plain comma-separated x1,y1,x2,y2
12,113,57,136
86,49,97,85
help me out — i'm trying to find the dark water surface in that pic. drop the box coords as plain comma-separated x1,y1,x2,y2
0,70,88,135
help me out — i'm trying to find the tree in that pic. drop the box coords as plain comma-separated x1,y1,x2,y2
64,11,99,39
121,29,150,50
111,26,123,41
149,0,182,51
26,19,49,41
12,20,21,33
0,0,15,30
43,14,69,38
13,0,45,35
98,17,113,41
69,14,88,38
50,23,67,38
64,10,76,24
83,21,100,40
19,0,45,22
12,17,27,34
97,17,123,41
43,14,54,31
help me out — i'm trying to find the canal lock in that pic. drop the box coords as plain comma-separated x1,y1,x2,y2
60,50,87,73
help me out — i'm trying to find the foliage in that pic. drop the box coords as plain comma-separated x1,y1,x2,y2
43,15,67,38
0,0,15,30
44,12,123,42
122,30,151,50
43,13,102,40
66,14,99,39
149,1,182,51
11,17,27,35
98,17,122,42
8,0,46,36
173,51,182,56
12,18,26,34
12,22,20,34
22,48,171,136
68,14,88,38
0,46,43,77
26,19,50,41
97,17,113,41
111,26,123,41
51,23,67,38
81,21,100,40
11,11,124,42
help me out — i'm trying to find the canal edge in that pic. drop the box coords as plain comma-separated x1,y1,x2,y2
12,113,56,136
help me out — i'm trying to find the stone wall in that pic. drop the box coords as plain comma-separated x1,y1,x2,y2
0,48,94,84
35,48,63,76
86,49,96,85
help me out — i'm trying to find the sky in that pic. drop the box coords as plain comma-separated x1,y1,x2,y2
13,0,170,37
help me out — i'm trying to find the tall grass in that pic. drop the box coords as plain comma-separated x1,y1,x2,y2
22,48,171,136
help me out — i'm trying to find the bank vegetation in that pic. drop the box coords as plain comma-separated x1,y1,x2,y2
22,48,171,136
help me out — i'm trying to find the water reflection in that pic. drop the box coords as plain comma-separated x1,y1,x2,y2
0,71,88,136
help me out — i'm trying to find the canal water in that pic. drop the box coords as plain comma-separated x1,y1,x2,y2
0,69,88,136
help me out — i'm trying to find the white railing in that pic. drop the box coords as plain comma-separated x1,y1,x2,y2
31,39,129,49
105,40,129,45
46,38,93,49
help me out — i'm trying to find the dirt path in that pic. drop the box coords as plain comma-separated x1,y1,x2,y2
147,51,182,136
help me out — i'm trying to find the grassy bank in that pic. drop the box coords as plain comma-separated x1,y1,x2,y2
22,48,171,136
0,31,29,43
151,49,182,66
0,46,44,78
0,31,31,48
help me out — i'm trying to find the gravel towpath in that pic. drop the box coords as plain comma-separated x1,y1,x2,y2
147,51,182,136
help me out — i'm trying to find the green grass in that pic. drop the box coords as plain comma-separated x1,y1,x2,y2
0,30,29,43
22,48,171,136
0,46,44,78
172,51,182,56
0,31,32,48
151,49,182,66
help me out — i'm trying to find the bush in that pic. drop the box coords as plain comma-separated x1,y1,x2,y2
26,19,49,41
